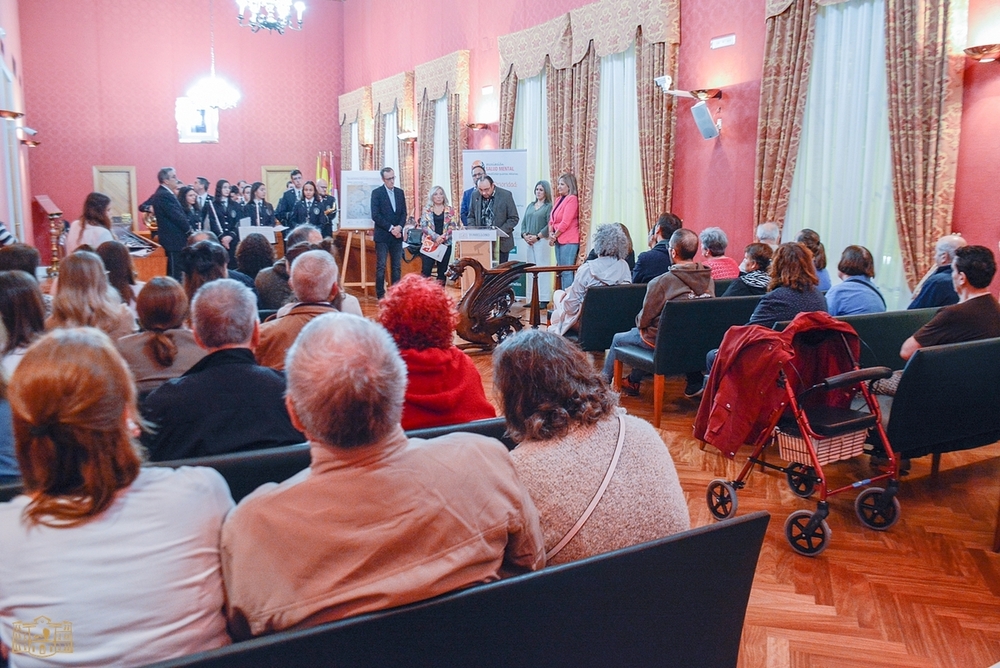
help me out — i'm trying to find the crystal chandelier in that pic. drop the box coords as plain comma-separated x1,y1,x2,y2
236,0,306,34
188,0,241,109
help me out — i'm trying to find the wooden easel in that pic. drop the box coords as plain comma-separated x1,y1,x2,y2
340,227,373,295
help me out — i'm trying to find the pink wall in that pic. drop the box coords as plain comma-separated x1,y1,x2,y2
20,0,342,259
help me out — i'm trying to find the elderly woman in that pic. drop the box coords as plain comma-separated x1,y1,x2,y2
418,185,461,283
548,223,632,336
378,274,496,430
494,329,689,565
46,250,136,339
548,173,581,288
699,227,741,280
796,229,831,291
0,327,233,664
723,243,773,297
116,277,207,396
825,245,886,316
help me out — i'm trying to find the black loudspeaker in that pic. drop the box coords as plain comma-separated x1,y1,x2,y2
691,101,719,140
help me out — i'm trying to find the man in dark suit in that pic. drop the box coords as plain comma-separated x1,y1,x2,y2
632,212,682,283
459,160,486,227
468,175,519,264
143,167,192,279
275,169,304,228
370,167,406,299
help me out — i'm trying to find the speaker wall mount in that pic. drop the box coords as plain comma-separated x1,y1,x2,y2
653,76,724,140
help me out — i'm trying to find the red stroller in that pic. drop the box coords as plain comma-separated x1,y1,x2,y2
694,312,901,556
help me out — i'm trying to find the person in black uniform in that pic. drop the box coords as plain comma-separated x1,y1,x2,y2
177,186,203,236
203,179,241,267
274,169,304,227
243,182,275,228
291,181,328,234
317,179,338,238
140,167,192,279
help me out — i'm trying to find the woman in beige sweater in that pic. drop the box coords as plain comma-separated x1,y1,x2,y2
493,329,690,565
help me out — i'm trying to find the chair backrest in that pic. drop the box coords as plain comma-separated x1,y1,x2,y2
888,337,1000,458
654,296,762,375
773,308,939,370
0,418,513,504
714,278,734,297
147,511,771,668
573,283,648,351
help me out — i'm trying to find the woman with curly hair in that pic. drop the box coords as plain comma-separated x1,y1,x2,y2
235,232,275,281
493,329,689,565
377,274,495,430
0,327,233,664
116,277,206,396
65,192,115,254
179,240,229,305
46,250,136,339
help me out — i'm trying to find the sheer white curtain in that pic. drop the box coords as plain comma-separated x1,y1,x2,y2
350,122,360,171
382,108,400,175
591,44,647,259
784,0,907,309
431,95,451,202
512,71,553,300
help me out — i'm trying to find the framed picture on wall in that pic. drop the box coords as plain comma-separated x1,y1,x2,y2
175,97,219,143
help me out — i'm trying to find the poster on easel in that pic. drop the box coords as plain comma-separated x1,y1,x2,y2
341,171,383,230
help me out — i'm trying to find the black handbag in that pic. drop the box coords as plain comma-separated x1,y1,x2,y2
404,227,424,262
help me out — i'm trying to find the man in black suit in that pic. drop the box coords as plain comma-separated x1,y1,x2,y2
468,175,519,264
143,167,192,279
370,167,406,299
632,212,682,283
275,169,304,228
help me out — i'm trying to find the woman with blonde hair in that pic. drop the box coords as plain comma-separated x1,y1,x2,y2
419,185,461,283
548,172,581,288
65,192,115,254
116,277,207,396
46,250,136,339
0,327,233,664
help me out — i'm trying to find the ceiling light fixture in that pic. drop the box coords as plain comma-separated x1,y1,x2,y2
964,44,1000,63
236,0,305,34
189,0,241,110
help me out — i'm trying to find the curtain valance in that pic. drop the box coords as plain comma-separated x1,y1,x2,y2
415,50,470,103
499,13,573,80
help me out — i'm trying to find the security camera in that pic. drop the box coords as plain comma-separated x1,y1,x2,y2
21,127,37,136
653,75,672,93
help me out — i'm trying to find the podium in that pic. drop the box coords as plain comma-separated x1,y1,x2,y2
453,228,498,294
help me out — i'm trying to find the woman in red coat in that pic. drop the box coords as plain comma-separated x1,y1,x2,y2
378,274,496,430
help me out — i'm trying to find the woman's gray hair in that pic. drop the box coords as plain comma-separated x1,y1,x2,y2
591,223,629,260
285,313,407,448
699,227,729,256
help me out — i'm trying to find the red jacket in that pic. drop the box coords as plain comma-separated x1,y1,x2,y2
400,346,497,431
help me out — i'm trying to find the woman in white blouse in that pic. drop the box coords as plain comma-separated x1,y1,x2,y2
64,192,116,254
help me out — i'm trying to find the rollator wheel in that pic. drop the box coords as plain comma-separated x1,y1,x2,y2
855,487,901,531
785,462,816,498
706,479,738,520
784,510,831,557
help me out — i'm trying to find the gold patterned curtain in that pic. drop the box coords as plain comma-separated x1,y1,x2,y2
885,0,966,289
340,123,352,171
753,0,818,232
635,27,678,232
416,90,436,206
372,73,416,213
499,70,518,150
447,91,465,206
339,86,373,172
547,43,601,263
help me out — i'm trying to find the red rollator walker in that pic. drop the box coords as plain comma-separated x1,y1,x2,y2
694,312,901,556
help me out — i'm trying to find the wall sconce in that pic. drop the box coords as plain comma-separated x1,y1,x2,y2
20,139,40,147
0,109,23,120
965,44,1000,63
467,122,492,130
397,131,418,143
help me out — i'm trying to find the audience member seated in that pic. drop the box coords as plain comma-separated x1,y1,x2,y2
755,221,781,250
0,270,45,378
255,227,323,309
235,232,275,282
602,228,713,398
795,229,831,291
141,279,303,461
378,274,496,430
116,277,207,395
220,313,544,638
0,327,234,664
65,192,115,254
0,244,51,316
746,242,827,327
825,245,886,316
632,212,682,284
584,223,636,270
494,329,690,565
257,250,355,371
700,227,741,280
46,251,136,340
722,243,772,297
180,239,255,303
907,233,966,310
0,375,14,483
549,224,633,336
97,239,144,315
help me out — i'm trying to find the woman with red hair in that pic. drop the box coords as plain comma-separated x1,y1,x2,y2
378,274,496,430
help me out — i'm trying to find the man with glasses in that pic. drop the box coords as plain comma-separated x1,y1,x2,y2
460,160,486,227
370,167,407,299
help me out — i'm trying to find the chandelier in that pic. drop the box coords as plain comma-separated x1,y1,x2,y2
236,0,306,34
188,0,241,109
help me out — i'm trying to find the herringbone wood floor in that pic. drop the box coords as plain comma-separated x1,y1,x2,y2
358,291,1000,667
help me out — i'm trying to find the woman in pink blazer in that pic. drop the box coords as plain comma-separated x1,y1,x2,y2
549,172,581,289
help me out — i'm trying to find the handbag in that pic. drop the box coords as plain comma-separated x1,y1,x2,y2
546,414,626,561
403,226,424,263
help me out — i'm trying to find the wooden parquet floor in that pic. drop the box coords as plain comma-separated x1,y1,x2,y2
356,290,1000,667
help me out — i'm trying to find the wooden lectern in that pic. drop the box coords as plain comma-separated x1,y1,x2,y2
453,228,499,294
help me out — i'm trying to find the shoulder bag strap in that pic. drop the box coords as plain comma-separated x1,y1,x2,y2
546,414,626,561
849,276,886,307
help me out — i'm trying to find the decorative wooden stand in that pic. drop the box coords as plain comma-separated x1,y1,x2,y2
445,257,532,350
33,195,63,276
